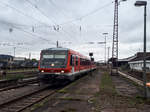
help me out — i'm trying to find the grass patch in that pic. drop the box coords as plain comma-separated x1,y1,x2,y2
30,103,44,111
29,97,50,112
5,74,24,80
6,68,38,73
100,72,116,94
58,89,68,93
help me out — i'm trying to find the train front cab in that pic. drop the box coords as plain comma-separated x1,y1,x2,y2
38,49,96,83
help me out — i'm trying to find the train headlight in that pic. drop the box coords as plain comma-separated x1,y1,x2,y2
51,63,54,66
41,70,44,73
61,70,64,73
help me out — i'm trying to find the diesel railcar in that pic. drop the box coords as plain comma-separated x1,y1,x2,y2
38,48,96,83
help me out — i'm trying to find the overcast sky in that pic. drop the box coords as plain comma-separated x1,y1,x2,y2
0,0,149,61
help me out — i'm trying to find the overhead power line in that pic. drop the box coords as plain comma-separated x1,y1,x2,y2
13,26,56,45
0,1,52,27
25,0,77,41
0,0,114,46
25,0,54,24
47,0,80,37
0,1,113,28
0,21,55,45
59,1,114,26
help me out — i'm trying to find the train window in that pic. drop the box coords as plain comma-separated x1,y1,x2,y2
70,55,74,66
79,58,91,66
76,56,78,65
80,58,83,65
80,58,82,65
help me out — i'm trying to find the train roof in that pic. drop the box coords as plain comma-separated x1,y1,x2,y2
42,47,69,51
41,47,90,60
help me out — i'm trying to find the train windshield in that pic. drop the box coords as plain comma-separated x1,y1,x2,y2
40,50,68,68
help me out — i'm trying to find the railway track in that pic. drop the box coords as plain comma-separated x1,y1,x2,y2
0,71,96,112
0,77,38,92
0,79,70,112
0,85,55,112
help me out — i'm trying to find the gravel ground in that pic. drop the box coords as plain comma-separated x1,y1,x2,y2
24,68,150,112
30,69,102,112
93,70,150,112
112,75,141,97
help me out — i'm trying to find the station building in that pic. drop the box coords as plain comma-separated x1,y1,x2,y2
128,52,150,71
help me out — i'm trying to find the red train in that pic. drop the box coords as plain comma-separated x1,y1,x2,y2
38,48,96,83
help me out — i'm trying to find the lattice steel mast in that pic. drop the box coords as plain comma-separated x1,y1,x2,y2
111,0,119,75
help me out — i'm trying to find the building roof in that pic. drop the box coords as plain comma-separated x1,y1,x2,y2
129,52,150,62
118,55,136,62
0,54,13,59
118,52,150,63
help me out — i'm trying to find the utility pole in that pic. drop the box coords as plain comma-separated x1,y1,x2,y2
107,47,110,62
80,18,82,41
103,33,108,65
56,41,58,48
107,47,110,68
13,47,16,57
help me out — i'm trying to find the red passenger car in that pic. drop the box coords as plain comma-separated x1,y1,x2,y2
38,48,96,82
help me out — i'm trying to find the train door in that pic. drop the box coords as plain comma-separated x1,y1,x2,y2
70,55,75,73
75,56,79,71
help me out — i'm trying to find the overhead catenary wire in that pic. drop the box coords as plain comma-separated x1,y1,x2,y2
13,26,56,45
1,0,114,30
0,0,114,28
47,0,81,39
0,20,56,45
31,0,114,44
59,1,114,26
0,0,114,47
0,2,68,47
25,0,54,25
48,0,114,43
0,1,58,45
0,1,52,27
25,0,76,41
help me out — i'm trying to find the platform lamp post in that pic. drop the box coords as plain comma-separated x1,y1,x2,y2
135,0,147,98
